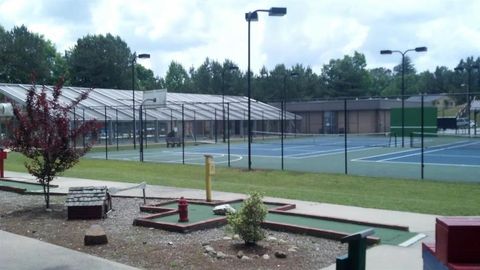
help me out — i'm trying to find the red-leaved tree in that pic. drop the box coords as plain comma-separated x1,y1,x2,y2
4,79,99,208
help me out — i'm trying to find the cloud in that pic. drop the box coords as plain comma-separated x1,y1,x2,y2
0,0,479,78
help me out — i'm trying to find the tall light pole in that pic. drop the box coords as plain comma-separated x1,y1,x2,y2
132,52,150,149
281,72,299,170
246,7,287,170
380,46,427,147
222,64,239,143
139,98,156,162
455,64,479,135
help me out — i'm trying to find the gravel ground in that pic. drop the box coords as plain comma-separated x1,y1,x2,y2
0,191,347,269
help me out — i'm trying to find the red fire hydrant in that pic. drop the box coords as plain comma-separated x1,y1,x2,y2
0,148,7,178
178,197,189,222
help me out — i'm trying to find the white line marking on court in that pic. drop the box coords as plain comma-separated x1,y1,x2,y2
399,234,426,247
289,146,375,159
353,157,480,168
351,148,419,161
375,141,479,162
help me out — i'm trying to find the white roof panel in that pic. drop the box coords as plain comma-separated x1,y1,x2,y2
0,83,300,121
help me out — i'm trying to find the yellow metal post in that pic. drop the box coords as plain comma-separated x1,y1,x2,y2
204,155,215,202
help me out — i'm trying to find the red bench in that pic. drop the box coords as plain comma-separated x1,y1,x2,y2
423,217,480,270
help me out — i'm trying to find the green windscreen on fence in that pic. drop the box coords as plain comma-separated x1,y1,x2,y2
390,107,437,135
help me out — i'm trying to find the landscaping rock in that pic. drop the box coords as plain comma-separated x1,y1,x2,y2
216,251,227,259
262,254,270,260
84,224,108,246
288,247,298,252
204,245,216,256
241,255,251,260
212,204,236,215
274,251,287,259
267,236,277,242
232,234,240,240
236,251,244,259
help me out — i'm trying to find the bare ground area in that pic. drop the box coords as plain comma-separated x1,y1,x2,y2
0,191,347,269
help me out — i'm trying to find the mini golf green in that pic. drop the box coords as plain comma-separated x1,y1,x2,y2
266,213,416,245
145,201,418,246
0,179,45,192
151,201,281,224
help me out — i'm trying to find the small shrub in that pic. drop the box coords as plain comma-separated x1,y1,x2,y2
227,192,267,245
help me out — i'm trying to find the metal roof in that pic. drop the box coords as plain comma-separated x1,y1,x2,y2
0,83,299,121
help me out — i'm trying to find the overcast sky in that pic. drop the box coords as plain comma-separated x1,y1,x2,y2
1,0,479,78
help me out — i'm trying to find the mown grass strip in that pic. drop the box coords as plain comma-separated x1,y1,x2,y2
5,152,480,215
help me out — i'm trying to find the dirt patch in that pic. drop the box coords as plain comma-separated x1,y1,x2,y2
0,191,347,269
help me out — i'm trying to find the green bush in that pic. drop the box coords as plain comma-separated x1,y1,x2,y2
227,192,268,245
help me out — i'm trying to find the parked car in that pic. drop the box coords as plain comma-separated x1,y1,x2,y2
456,118,476,128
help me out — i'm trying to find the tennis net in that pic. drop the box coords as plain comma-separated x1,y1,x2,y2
252,131,394,147
410,132,480,150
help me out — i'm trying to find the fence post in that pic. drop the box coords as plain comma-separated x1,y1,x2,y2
344,99,348,175
182,104,185,165
214,108,217,143
73,107,76,148
82,108,86,150
421,93,424,179
116,108,119,150
104,106,108,160
227,102,231,167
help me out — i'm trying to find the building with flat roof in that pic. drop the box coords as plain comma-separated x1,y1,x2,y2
282,98,422,134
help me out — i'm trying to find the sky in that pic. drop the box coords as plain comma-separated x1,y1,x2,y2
0,0,479,78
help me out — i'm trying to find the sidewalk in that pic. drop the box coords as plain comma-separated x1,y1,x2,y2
0,230,139,270
1,171,438,270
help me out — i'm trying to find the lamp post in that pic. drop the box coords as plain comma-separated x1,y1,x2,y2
222,64,239,143
246,7,287,170
281,72,299,170
139,98,156,162
132,52,150,149
455,64,479,135
380,47,427,147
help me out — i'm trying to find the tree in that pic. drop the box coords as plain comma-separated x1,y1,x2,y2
135,65,163,90
190,58,213,94
321,51,371,97
0,25,59,84
165,61,191,92
227,192,268,246
4,79,99,208
67,34,131,89
393,56,416,76
368,67,392,97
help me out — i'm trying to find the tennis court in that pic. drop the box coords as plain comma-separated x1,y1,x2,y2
85,131,480,182
355,135,480,167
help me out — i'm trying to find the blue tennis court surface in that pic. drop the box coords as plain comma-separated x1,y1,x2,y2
354,140,480,167
86,132,480,182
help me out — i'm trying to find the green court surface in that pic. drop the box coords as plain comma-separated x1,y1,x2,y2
150,202,418,246
0,179,44,192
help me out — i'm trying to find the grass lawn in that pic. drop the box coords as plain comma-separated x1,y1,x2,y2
6,152,480,216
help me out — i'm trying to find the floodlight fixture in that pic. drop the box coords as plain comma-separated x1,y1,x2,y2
132,52,151,149
138,53,150,59
379,46,427,147
269,7,287,16
415,47,428,52
245,7,287,170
